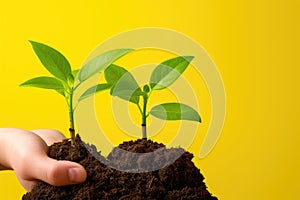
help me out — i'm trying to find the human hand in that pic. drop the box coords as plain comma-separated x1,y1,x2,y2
0,128,87,191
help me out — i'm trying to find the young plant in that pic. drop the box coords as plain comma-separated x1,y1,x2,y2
79,56,201,139
20,41,133,143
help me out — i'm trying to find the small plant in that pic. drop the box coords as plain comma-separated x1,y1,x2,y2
20,41,133,143
80,56,201,139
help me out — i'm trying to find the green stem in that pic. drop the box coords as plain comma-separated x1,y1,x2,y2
137,104,143,116
68,90,75,143
142,94,148,139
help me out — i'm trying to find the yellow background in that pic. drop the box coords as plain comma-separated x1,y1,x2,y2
0,0,299,199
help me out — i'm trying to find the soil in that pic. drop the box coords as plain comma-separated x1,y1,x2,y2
22,135,218,200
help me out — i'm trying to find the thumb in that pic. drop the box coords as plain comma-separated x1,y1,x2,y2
30,157,87,186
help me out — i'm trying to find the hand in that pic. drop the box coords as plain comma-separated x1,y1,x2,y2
0,128,87,191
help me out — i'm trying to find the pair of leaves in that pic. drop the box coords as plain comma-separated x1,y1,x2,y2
20,41,74,97
20,41,133,104
85,56,201,122
148,56,201,122
105,56,195,103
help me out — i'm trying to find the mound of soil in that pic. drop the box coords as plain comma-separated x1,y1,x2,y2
23,135,217,200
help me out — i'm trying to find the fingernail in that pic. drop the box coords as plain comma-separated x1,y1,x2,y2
68,168,81,182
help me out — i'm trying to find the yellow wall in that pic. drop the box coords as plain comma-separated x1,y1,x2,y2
0,0,299,199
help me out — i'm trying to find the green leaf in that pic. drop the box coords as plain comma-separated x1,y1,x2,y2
104,64,128,84
29,41,72,82
150,56,194,90
150,103,201,122
20,76,64,89
20,76,65,96
55,89,65,96
79,83,112,101
105,64,142,104
77,49,134,82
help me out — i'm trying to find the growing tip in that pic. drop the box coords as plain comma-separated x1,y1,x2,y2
182,56,195,62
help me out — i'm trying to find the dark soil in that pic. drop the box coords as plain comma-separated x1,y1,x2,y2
22,135,218,200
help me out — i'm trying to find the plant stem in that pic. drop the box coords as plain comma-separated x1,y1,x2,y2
142,94,148,139
68,90,75,143
137,104,143,116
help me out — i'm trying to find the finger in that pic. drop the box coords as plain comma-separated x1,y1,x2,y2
28,156,87,187
9,130,86,188
31,129,66,146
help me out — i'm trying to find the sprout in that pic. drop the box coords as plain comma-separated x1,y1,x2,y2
80,56,201,139
20,41,133,143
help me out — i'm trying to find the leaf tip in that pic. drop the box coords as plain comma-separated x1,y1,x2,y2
19,80,29,87
182,56,195,62
28,40,37,45
198,116,202,123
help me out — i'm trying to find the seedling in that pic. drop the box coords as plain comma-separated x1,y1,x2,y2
20,41,133,143
80,56,201,139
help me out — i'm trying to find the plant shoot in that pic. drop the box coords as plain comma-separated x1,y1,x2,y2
20,41,133,143
80,56,201,139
